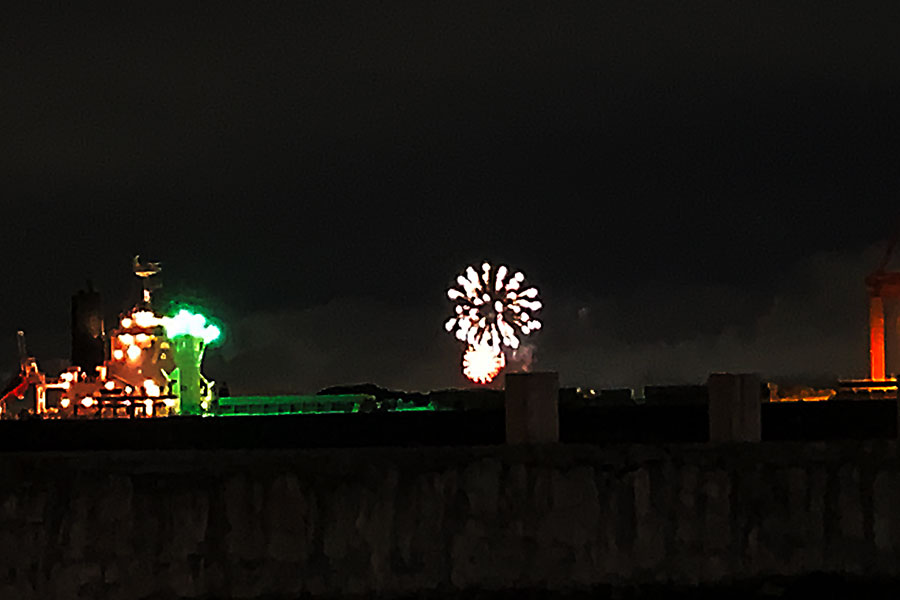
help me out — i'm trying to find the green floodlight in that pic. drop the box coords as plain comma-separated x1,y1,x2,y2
163,309,221,344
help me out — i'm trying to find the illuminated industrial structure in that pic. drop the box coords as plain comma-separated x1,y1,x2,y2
866,246,900,381
0,258,221,419
0,257,425,419
833,237,900,400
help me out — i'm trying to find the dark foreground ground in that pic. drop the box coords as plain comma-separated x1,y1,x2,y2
387,576,900,599
209,575,900,599
0,400,894,451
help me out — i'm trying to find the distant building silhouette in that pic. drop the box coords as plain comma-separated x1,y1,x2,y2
71,281,105,374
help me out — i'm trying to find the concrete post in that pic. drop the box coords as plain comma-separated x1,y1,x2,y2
505,372,559,444
707,373,762,442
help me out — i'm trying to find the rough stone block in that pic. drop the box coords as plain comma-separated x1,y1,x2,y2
874,470,900,551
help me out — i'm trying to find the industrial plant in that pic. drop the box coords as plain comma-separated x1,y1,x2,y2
0,258,223,419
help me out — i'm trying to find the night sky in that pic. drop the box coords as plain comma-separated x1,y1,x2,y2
3,4,900,393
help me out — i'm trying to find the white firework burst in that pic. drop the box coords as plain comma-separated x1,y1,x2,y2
444,262,542,353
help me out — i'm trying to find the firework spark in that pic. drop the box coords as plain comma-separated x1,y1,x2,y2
445,262,542,383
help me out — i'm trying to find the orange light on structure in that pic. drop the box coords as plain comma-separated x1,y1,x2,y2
770,388,836,402
132,310,162,329
143,379,160,397
870,296,886,380
125,345,142,362
866,251,900,381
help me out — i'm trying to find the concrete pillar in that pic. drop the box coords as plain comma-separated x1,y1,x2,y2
707,373,761,442
505,372,559,444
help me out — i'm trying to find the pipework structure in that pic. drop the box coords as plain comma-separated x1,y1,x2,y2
0,258,221,419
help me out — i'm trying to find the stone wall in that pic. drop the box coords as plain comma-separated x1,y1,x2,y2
2,442,900,598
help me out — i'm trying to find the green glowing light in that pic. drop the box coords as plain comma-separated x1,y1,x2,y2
214,395,438,416
163,309,220,344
